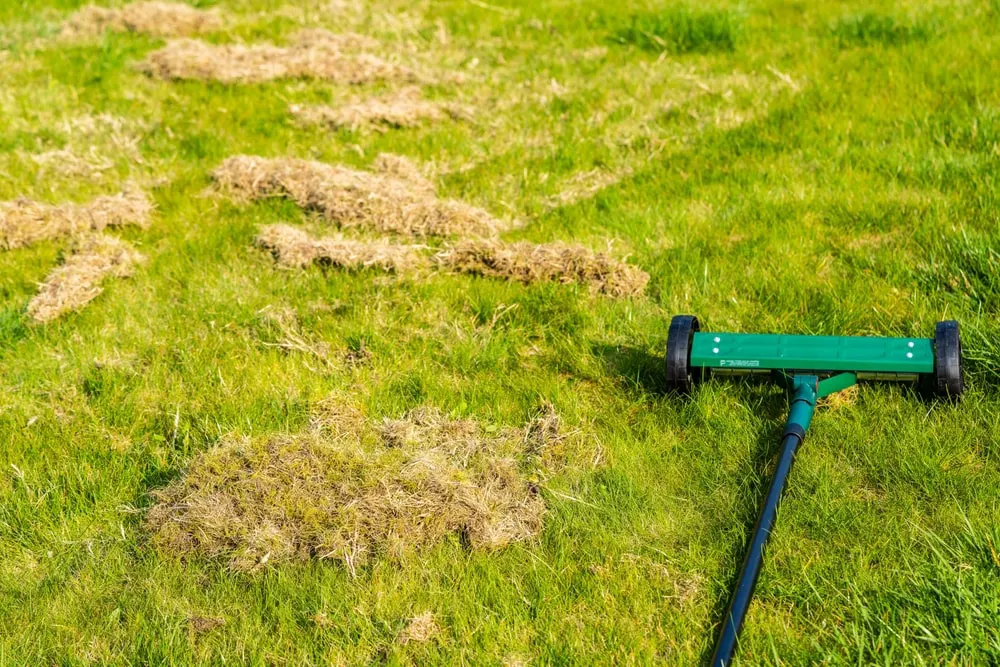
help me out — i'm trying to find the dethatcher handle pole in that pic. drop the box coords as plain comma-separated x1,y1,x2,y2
710,376,817,667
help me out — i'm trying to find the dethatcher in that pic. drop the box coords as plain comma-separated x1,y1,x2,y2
664,315,964,666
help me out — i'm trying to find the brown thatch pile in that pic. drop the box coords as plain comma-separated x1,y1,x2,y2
255,224,426,272
290,86,473,132
438,239,650,297
27,235,145,323
147,403,563,572
254,225,648,298
213,155,506,237
372,153,435,195
62,2,222,37
139,31,414,84
0,190,153,250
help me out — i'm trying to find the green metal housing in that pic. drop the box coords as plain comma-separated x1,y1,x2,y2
666,315,964,665
690,332,934,375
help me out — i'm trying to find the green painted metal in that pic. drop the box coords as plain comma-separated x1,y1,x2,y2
690,332,934,374
787,375,818,431
817,372,858,398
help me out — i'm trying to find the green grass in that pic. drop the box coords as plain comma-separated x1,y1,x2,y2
609,7,742,54
830,12,938,47
1,0,1000,663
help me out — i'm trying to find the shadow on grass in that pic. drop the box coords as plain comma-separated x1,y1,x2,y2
698,408,790,666
594,342,816,663
591,343,665,394
0,308,28,352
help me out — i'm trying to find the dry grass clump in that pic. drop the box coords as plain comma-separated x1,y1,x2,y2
139,34,414,84
372,153,435,195
62,2,222,38
213,155,506,237
0,189,152,251
256,224,426,272
146,403,563,572
27,235,145,323
290,86,473,133
819,384,859,410
438,240,649,297
399,612,440,645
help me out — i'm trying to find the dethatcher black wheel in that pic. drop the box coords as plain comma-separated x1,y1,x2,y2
666,315,700,392
932,320,964,400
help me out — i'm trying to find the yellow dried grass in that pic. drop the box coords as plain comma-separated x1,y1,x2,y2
818,384,859,411
25,148,115,182
62,2,222,38
213,155,505,238
438,239,649,297
372,152,436,195
146,403,562,572
291,86,473,133
255,224,427,272
27,235,145,323
399,612,440,645
139,31,414,84
0,189,153,251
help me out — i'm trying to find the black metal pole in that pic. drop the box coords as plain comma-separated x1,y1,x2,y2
710,377,816,666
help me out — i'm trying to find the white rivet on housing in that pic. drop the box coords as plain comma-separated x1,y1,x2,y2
713,347,719,354
908,341,915,348
714,336,721,343
906,352,913,358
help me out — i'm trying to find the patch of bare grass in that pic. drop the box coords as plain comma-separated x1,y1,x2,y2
139,32,415,84
27,235,145,323
146,403,563,572
0,189,152,250
62,2,222,38
187,616,225,635
213,155,507,237
291,86,473,133
343,340,372,366
438,240,649,297
256,223,427,272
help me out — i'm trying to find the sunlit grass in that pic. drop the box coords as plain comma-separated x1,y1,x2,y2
0,0,999,663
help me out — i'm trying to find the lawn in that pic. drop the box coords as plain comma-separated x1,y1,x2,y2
1,0,999,664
